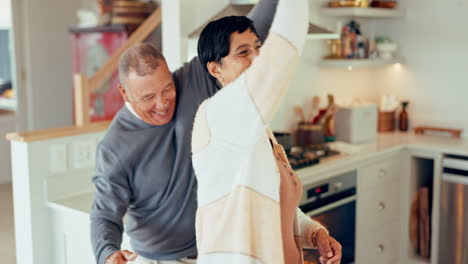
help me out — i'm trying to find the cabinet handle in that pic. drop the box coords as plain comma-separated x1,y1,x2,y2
378,169,387,179
377,202,386,211
376,244,385,254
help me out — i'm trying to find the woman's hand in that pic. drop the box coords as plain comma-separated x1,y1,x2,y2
315,229,342,264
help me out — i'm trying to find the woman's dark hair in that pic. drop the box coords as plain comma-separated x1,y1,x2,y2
197,16,259,74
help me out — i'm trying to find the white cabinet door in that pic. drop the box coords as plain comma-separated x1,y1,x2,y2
358,155,400,192
356,154,402,264
50,208,95,264
356,220,400,264
358,179,401,229
54,209,133,264
64,226,95,264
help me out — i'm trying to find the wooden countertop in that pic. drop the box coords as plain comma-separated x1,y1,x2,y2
6,121,111,143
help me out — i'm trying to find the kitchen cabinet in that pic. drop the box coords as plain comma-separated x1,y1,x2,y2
50,209,95,264
355,154,402,264
49,195,133,264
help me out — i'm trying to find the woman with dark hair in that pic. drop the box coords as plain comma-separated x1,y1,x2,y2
191,0,342,264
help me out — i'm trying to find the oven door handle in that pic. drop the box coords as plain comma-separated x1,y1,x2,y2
306,195,356,217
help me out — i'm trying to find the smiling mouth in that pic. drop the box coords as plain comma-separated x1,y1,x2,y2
153,109,170,116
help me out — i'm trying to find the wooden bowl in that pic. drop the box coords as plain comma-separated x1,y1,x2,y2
370,0,397,9
328,0,360,8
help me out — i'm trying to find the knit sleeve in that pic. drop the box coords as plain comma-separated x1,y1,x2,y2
296,208,329,249
90,144,131,264
195,75,266,148
245,0,309,125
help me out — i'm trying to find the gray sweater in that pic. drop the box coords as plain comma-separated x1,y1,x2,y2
90,1,278,263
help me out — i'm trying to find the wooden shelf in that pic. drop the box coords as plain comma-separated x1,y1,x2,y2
307,24,340,40
7,121,111,142
319,57,404,69
307,33,340,40
321,7,403,18
0,97,16,111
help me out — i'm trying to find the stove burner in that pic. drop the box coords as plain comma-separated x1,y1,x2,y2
286,145,340,170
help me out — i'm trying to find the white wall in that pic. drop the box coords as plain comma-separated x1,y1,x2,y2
274,0,468,138
373,0,468,137
271,0,380,131
162,0,227,70
11,0,80,131
165,0,468,137
271,40,380,131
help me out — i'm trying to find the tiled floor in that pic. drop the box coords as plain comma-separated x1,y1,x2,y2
0,183,16,264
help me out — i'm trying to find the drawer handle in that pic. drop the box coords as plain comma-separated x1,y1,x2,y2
377,202,386,211
376,244,385,254
378,169,387,179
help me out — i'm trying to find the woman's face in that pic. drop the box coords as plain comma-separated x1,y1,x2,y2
208,29,261,87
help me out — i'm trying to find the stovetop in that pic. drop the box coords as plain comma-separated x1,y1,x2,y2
286,145,340,170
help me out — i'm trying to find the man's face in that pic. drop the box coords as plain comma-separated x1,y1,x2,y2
119,61,176,126
210,29,261,86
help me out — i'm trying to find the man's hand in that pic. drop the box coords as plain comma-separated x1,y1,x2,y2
105,250,138,264
315,229,342,264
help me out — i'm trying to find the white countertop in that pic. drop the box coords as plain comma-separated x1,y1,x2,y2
48,192,95,216
295,132,468,184
49,132,468,215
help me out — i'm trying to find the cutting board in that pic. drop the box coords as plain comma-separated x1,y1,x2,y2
409,191,420,253
409,187,431,258
419,187,430,258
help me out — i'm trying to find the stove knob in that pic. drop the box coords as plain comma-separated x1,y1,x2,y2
333,182,343,191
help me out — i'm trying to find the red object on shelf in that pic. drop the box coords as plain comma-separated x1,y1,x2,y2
70,25,128,122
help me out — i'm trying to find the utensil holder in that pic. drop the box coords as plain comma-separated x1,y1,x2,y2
295,122,325,147
378,111,396,132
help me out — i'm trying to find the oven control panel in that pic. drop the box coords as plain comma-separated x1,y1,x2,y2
300,170,357,205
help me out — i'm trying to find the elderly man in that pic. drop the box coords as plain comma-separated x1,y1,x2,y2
90,1,279,264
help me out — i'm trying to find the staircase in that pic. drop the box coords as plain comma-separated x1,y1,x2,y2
73,7,162,127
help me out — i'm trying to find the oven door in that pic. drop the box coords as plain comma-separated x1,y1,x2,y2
302,195,356,264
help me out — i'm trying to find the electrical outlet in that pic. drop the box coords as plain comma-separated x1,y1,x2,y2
49,144,67,173
71,140,96,169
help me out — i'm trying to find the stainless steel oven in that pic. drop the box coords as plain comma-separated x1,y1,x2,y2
438,155,468,264
299,170,357,264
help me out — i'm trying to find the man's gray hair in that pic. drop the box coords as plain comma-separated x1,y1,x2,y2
118,43,165,91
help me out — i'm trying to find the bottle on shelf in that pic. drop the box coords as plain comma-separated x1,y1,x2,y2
367,36,378,59
399,101,409,131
